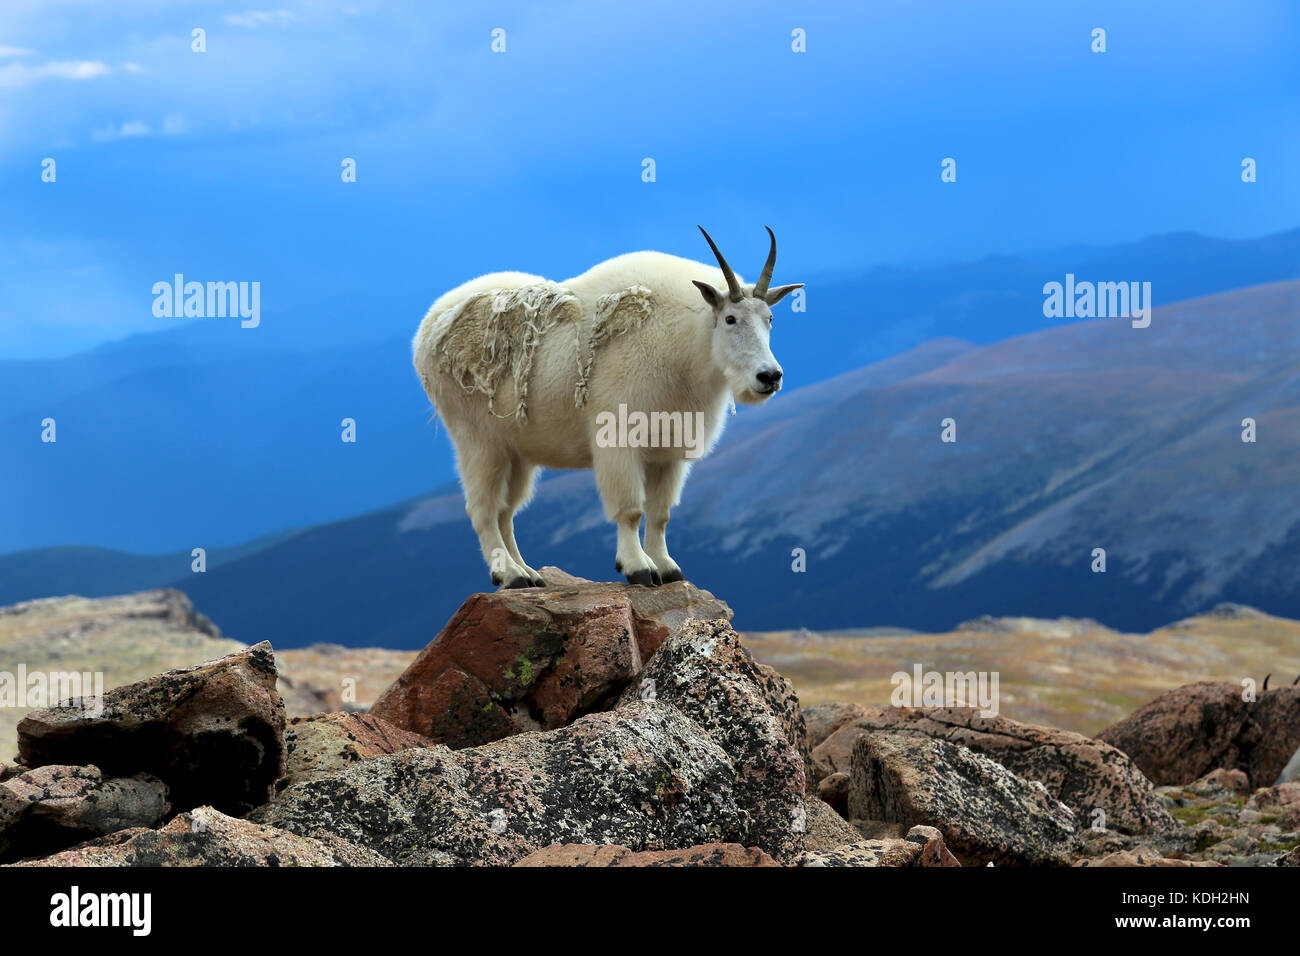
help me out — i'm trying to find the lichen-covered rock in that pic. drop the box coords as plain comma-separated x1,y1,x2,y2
801,797,865,853
279,712,430,790
794,826,958,867
1074,846,1223,867
615,619,809,857
802,702,870,752
818,771,851,817
8,806,388,867
512,843,778,867
17,642,286,816
815,705,1175,835
1099,681,1300,789
258,702,745,866
369,569,731,748
0,764,169,863
849,732,1079,866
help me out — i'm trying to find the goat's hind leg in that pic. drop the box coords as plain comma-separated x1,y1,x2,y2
644,460,687,583
457,440,534,589
499,458,545,587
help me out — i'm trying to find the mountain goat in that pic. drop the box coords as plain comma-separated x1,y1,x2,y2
413,227,802,588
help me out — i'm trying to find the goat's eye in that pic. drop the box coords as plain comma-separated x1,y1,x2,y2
725,315,736,325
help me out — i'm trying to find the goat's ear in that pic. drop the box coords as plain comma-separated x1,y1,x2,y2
764,283,803,306
692,280,723,309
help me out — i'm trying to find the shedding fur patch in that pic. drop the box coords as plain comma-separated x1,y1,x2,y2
574,284,655,407
432,283,580,424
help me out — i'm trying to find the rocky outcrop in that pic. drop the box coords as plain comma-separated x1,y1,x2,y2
614,618,810,856
1074,846,1223,867
794,825,960,867
16,643,286,816
259,702,748,865
369,569,731,748
849,732,1079,866
803,702,870,751
1098,681,1300,789
814,705,1176,835
512,843,779,867
279,712,430,790
0,764,169,863
11,806,387,867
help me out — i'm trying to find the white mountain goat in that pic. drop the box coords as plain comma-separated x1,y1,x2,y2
413,227,802,588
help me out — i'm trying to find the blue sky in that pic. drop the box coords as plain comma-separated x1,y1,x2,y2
1,0,1297,358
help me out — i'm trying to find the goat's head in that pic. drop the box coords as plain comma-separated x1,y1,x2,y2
693,226,803,405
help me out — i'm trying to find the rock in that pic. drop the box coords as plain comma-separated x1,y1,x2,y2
802,797,866,852
849,732,1078,866
0,764,169,862
1277,845,1300,867
279,712,430,790
276,644,416,717
852,819,907,840
258,701,747,866
17,643,286,816
368,569,731,748
1186,768,1251,799
802,702,869,750
8,806,388,866
814,705,1176,835
512,843,778,867
614,618,809,857
1098,681,1300,789
817,771,850,816
1074,846,1224,867
0,589,243,762
794,826,959,867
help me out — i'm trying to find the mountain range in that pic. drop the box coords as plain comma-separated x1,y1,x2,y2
2,271,1298,647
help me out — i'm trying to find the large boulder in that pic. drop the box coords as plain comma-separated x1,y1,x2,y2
512,843,778,867
0,764,169,863
849,732,1079,866
802,702,870,751
8,806,387,867
615,618,810,856
369,569,731,748
16,643,286,816
1098,682,1300,789
815,706,1175,835
258,701,747,865
279,712,430,790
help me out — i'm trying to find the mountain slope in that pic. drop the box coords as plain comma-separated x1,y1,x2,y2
3,280,1297,647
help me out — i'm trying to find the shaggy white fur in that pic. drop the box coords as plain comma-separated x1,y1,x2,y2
413,230,801,589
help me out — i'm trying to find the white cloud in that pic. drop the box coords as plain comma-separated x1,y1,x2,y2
224,9,296,28
0,59,110,89
0,45,33,58
122,61,143,73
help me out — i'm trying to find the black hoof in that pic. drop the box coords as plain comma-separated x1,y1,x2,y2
502,576,533,590
614,560,623,573
660,568,684,584
528,575,546,587
491,572,504,586
625,568,660,587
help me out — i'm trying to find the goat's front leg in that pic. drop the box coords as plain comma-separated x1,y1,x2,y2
644,460,688,583
593,448,661,586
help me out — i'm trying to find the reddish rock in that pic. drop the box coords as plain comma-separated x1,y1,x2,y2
279,712,431,789
1099,682,1300,789
794,826,959,867
802,702,870,751
815,705,1175,835
17,643,285,816
512,843,779,867
1074,846,1223,867
817,771,850,816
369,568,730,747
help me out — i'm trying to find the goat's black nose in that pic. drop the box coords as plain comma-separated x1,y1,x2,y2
757,368,783,387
